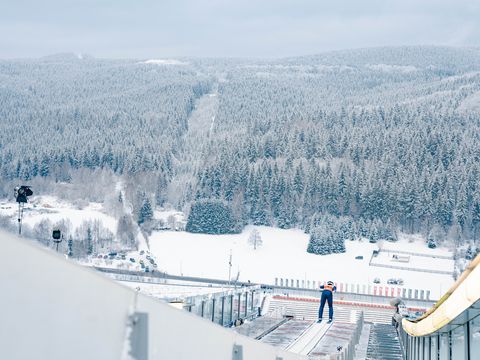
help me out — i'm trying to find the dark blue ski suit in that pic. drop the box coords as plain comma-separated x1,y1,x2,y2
318,283,336,321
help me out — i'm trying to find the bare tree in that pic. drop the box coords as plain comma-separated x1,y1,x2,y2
248,228,262,250
167,214,176,230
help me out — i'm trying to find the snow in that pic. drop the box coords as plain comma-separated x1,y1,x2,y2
116,180,148,250
84,247,161,272
0,196,117,233
365,64,418,73
118,281,230,299
143,59,188,66
370,251,454,273
0,195,456,300
154,209,185,222
439,71,480,84
382,233,453,257
149,226,454,299
458,90,480,113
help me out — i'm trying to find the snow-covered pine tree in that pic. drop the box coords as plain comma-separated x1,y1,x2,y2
138,197,154,225
186,199,238,234
307,217,346,255
67,236,73,257
86,226,93,255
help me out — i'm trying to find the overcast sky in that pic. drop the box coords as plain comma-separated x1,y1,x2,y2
1,0,479,59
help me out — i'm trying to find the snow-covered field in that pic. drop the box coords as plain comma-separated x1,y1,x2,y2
0,196,117,233
381,234,453,257
458,90,480,113
149,226,455,299
0,197,457,300
142,59,188,66
370,251,453,273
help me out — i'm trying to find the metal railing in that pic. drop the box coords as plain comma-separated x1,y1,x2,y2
273,278,434,303
332,311,364,360
401,253,480,336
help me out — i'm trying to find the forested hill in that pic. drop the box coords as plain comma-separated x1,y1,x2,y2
0,55,211,181
2,47,480,249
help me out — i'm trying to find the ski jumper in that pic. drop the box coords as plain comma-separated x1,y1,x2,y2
318,282,336,321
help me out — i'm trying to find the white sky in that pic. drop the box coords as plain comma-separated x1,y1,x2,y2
1,0,479,58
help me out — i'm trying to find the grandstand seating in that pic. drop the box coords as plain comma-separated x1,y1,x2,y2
267,296,394,324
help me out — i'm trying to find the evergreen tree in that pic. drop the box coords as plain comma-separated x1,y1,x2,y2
67,236,73,257
186,199,239,234
40,156,49,177
86,226,93,256
306,214,346,255
138,197,154,225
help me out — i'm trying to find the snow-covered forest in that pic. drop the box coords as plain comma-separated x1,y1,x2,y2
2,47,480,255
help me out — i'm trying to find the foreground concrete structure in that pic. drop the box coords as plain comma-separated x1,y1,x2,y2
0,230,303,360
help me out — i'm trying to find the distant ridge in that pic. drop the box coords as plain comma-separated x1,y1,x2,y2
39,52,94,61
281,45,480,70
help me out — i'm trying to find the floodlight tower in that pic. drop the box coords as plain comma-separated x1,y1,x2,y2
52,229,63,252
14,185,33,235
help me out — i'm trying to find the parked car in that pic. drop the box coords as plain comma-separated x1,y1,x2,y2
145,267,150,273
387,278,404,285
355,255,364,260
373,278,381,284
129,258,135,263
427,240,437,249
140,250,145,255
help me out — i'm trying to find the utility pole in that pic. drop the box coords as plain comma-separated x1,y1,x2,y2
17,202,23,235
228,249,232,285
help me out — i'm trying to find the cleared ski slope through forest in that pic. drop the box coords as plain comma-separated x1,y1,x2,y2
167,85,219,207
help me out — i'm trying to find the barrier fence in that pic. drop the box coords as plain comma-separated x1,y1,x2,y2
380,248,453,260
368,249,454,276
274,278,431,301
368,262,453,276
